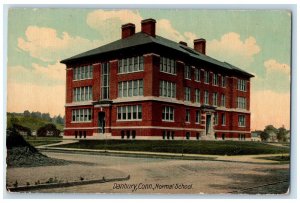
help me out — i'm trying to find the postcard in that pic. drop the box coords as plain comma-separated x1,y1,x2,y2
6,8,291,195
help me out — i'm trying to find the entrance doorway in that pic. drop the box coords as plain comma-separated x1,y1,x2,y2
206,114,211,135
98,112,105,133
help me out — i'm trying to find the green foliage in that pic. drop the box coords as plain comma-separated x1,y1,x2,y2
37,123,61,137
7,113,64,131
55,140,289,155
260,125,289,142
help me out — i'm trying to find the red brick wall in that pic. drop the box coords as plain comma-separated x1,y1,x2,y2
93,63,101,101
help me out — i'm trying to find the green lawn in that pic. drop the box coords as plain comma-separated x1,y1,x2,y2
53,140,290,155
256,155,290,164
25,136,63,146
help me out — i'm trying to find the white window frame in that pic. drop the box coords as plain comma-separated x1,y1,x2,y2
213,92,218,106
185,109,190,123
221,94,226,107
117,105,142,121
118,56,144,74
237,79,247,92
72,108,92,122
184,66,191,79
204,71,210,84
184,87,191,101
195,110,200,123
204,91,209,105
221,113,226,126
238,115,246,127
213,73,219,86
162,106,174,122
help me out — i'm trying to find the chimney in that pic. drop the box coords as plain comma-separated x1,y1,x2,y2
121,23,135,39
194,38,206,55
179,41,187,46
141,18,156,37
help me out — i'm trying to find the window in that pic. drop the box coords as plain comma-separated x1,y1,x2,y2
73,86,92,102
184,66,191,79
118,80,143,98
196,110,200,123
212,92,218,106
184,87,191,101
101,62,110,100
195,89,200,103
239,134,246,140
221,113,226,126
238,115,246,127
221,76,226,87
160,57,176,74
214,113,218,126
195,68,200,82
73,65,93,80
204,91,209,105
162,106,174,121
237,79,247,91
72,109,92,122
213,73,219,86
237,97,247,109
159,80,176,98
185,109,190,122
118,56,144,73
204,71,210,84
117,105,142,121
221,94,226,107
186,132,190,140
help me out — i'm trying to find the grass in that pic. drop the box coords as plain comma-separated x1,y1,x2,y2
25,136,63,147
7,114,64,131
53,140,290,155
256,155,290,164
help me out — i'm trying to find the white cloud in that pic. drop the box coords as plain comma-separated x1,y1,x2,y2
7,61,66,85
86,9,143,40
7,82,65,117
251,90,290,130
87,9,143,30
156,19,199,46
87,10,197,46
18,26,101,62
207,32,260,68
264,59,290,75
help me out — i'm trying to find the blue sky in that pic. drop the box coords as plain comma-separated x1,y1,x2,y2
6,8,291,130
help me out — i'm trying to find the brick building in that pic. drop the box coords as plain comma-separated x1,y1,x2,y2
61,18,254,140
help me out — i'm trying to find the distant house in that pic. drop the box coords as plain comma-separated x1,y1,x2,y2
251,131,262,142
267,131,278,142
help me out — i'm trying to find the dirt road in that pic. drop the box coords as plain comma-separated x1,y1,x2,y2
6,151,289,194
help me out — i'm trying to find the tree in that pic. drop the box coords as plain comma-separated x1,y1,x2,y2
10,115,19,125
277,126,288,142
260,125,278,142
260,131,270,142
55,115,64,125
41,113,51,121
37,124,61,137
264,125,278,135
23,110,30,117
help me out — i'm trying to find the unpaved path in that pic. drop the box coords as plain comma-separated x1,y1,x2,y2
6,151,289,194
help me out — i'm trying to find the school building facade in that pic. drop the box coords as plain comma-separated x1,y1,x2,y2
61,18,254,140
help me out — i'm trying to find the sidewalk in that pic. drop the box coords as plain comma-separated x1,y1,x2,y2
37,143,289,164
36,139,79,148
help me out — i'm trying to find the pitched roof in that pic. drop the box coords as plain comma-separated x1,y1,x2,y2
61,32,254,77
